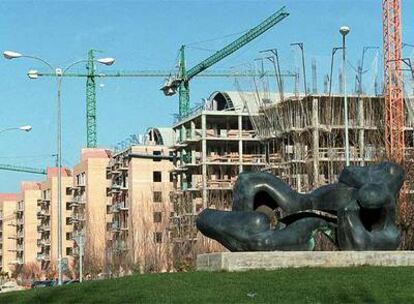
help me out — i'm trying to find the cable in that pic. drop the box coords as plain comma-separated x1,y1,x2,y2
186,29,249,46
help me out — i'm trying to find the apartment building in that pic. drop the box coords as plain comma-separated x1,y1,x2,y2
13,182,42,271
37,168,73,272
170,91,265,244
0,194,18,274
71,148,111,271
108,128,174,272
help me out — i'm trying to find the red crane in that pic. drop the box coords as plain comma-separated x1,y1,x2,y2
382,0,404,163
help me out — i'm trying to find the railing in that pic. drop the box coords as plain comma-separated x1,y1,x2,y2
38,223,51,232
37,253,50,261
39,239,51,247
16,218,24,225
12,258,23,264
37,209,50,217
112,222,120,231
207,179,236,189
113,240,128,252
71,214,85,222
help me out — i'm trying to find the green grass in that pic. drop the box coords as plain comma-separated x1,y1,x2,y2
1,267,414,303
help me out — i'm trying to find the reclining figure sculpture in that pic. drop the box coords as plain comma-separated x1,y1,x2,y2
196,162,404,251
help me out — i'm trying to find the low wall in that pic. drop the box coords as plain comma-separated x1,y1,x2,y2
197,251,414,271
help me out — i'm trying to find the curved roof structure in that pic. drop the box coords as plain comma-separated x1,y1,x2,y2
144,127,175,147
206,91,285,114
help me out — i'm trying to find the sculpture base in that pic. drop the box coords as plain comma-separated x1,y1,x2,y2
197,251,414,272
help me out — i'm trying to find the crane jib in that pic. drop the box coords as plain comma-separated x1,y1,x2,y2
185,6,289,80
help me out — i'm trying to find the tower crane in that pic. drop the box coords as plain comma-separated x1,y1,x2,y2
161,6,289,118
30,6,289,148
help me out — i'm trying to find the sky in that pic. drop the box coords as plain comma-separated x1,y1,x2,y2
0,0,413,192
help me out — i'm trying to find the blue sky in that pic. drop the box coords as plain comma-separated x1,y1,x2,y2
0,0,413,192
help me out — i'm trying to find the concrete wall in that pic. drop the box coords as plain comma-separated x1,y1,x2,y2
0,194,18,274
72,148,111,270
21,182,41,266
127,145,173,272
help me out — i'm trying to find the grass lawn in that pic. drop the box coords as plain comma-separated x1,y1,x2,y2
1,267,413,303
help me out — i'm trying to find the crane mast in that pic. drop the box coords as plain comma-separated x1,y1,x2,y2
86,50,97,148
383,0,404,162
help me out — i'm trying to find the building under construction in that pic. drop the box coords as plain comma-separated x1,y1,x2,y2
249,93,391,191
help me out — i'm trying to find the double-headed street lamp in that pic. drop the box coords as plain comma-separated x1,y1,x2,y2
4,50,114,285
0,125,32,134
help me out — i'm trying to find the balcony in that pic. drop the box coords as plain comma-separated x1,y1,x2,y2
16,218,24,226
111,222,120,232
39,239,51,247
111,204,120,213
70,214,85,223
70,196,86,207
17,231,24,239
10,258,23,265
16,244,24,252
112,202,129,213
119,202,128,211
37,209,50,218
113,240,128,252
72,247,79,256
37,223,51,233
120,226,128,231
37,253,50,261
17,204,24,212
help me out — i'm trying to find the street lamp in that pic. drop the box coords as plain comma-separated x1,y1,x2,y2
4,50,114,286
291,42,307,95
0,125,32,134
339,26,350,166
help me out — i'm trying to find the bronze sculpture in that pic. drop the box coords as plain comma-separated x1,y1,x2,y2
196,162,404,251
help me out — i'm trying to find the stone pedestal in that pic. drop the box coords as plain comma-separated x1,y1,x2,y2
197,251,414,271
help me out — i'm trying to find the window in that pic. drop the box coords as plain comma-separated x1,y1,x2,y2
153,150,161,162
66,217,71,225
153,192,162,203
66,247,72,256
106,222,112,230
169,172,175,183
106,205,111,214
66,232,72,241
153,171,162,182
154,232,162,243
66,202,72,211
153,212,162,223
66,187,72,195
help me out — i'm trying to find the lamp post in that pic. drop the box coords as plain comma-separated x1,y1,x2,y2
291,42,307,95
0,125,32,134
4,50,114,285
339,26,351,166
